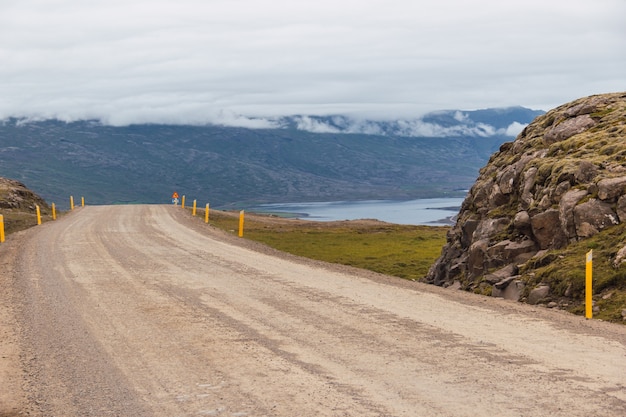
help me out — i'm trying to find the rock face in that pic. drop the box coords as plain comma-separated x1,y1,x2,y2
0,177,49,210
425,92,626,301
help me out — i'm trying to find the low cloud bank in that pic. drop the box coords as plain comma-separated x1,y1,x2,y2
3,108,532,138
286,114,529,138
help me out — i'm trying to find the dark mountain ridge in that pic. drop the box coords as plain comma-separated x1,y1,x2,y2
0,107,543,209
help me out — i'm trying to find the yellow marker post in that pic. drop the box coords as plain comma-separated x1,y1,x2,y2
0,215,5,243
70,195,75,210
52,203,56,220
192,200,197,216
585,250,593,319
182,195,186,209
205,203,209,223
36,205,42,225
238,210,244,237
81,196,85,207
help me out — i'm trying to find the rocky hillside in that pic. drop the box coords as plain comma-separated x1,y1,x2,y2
0,177,51,234
425,92,626,322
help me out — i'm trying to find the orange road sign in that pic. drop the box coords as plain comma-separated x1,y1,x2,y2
172,192,179,199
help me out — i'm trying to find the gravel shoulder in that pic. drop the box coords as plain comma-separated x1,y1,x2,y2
2,205,626,416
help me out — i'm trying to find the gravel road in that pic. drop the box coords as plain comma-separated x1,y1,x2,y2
2,204,626,416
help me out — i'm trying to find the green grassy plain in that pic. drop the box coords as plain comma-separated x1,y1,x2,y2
204,209,448,280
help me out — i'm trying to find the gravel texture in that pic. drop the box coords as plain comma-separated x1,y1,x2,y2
1,204,626,416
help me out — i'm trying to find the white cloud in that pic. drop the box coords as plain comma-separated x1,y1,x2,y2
289,115,529,138
393,120,499,138
453,111,469,123
293,116,341,134
0,0,624,125
505,122,528,137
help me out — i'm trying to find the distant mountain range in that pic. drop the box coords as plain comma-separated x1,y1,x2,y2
0,107,544,209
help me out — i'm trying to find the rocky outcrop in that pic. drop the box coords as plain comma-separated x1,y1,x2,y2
0,177,49,210
425,92,626,303
0,177,52,235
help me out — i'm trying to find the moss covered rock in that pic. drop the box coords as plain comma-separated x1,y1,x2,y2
425,92,626,319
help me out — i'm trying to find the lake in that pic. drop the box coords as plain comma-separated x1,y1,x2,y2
248,198,465,226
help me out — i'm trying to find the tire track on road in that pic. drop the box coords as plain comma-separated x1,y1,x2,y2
6,205,626,417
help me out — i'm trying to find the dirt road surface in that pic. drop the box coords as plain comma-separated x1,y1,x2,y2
1,205,626,416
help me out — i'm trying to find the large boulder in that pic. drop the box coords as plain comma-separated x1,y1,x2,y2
559,189,588,240
543,114,596,144
530,209,567,249
573,199,619,238
597,177,626,201
424,92,626,302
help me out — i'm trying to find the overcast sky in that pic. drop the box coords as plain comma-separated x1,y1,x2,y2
1,0,624,126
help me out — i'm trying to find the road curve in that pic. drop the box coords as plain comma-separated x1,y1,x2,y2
4,204,626,416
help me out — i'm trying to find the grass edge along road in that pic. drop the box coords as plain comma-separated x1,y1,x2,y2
198,208,448,281
0,203,447,281
187,207,626,324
